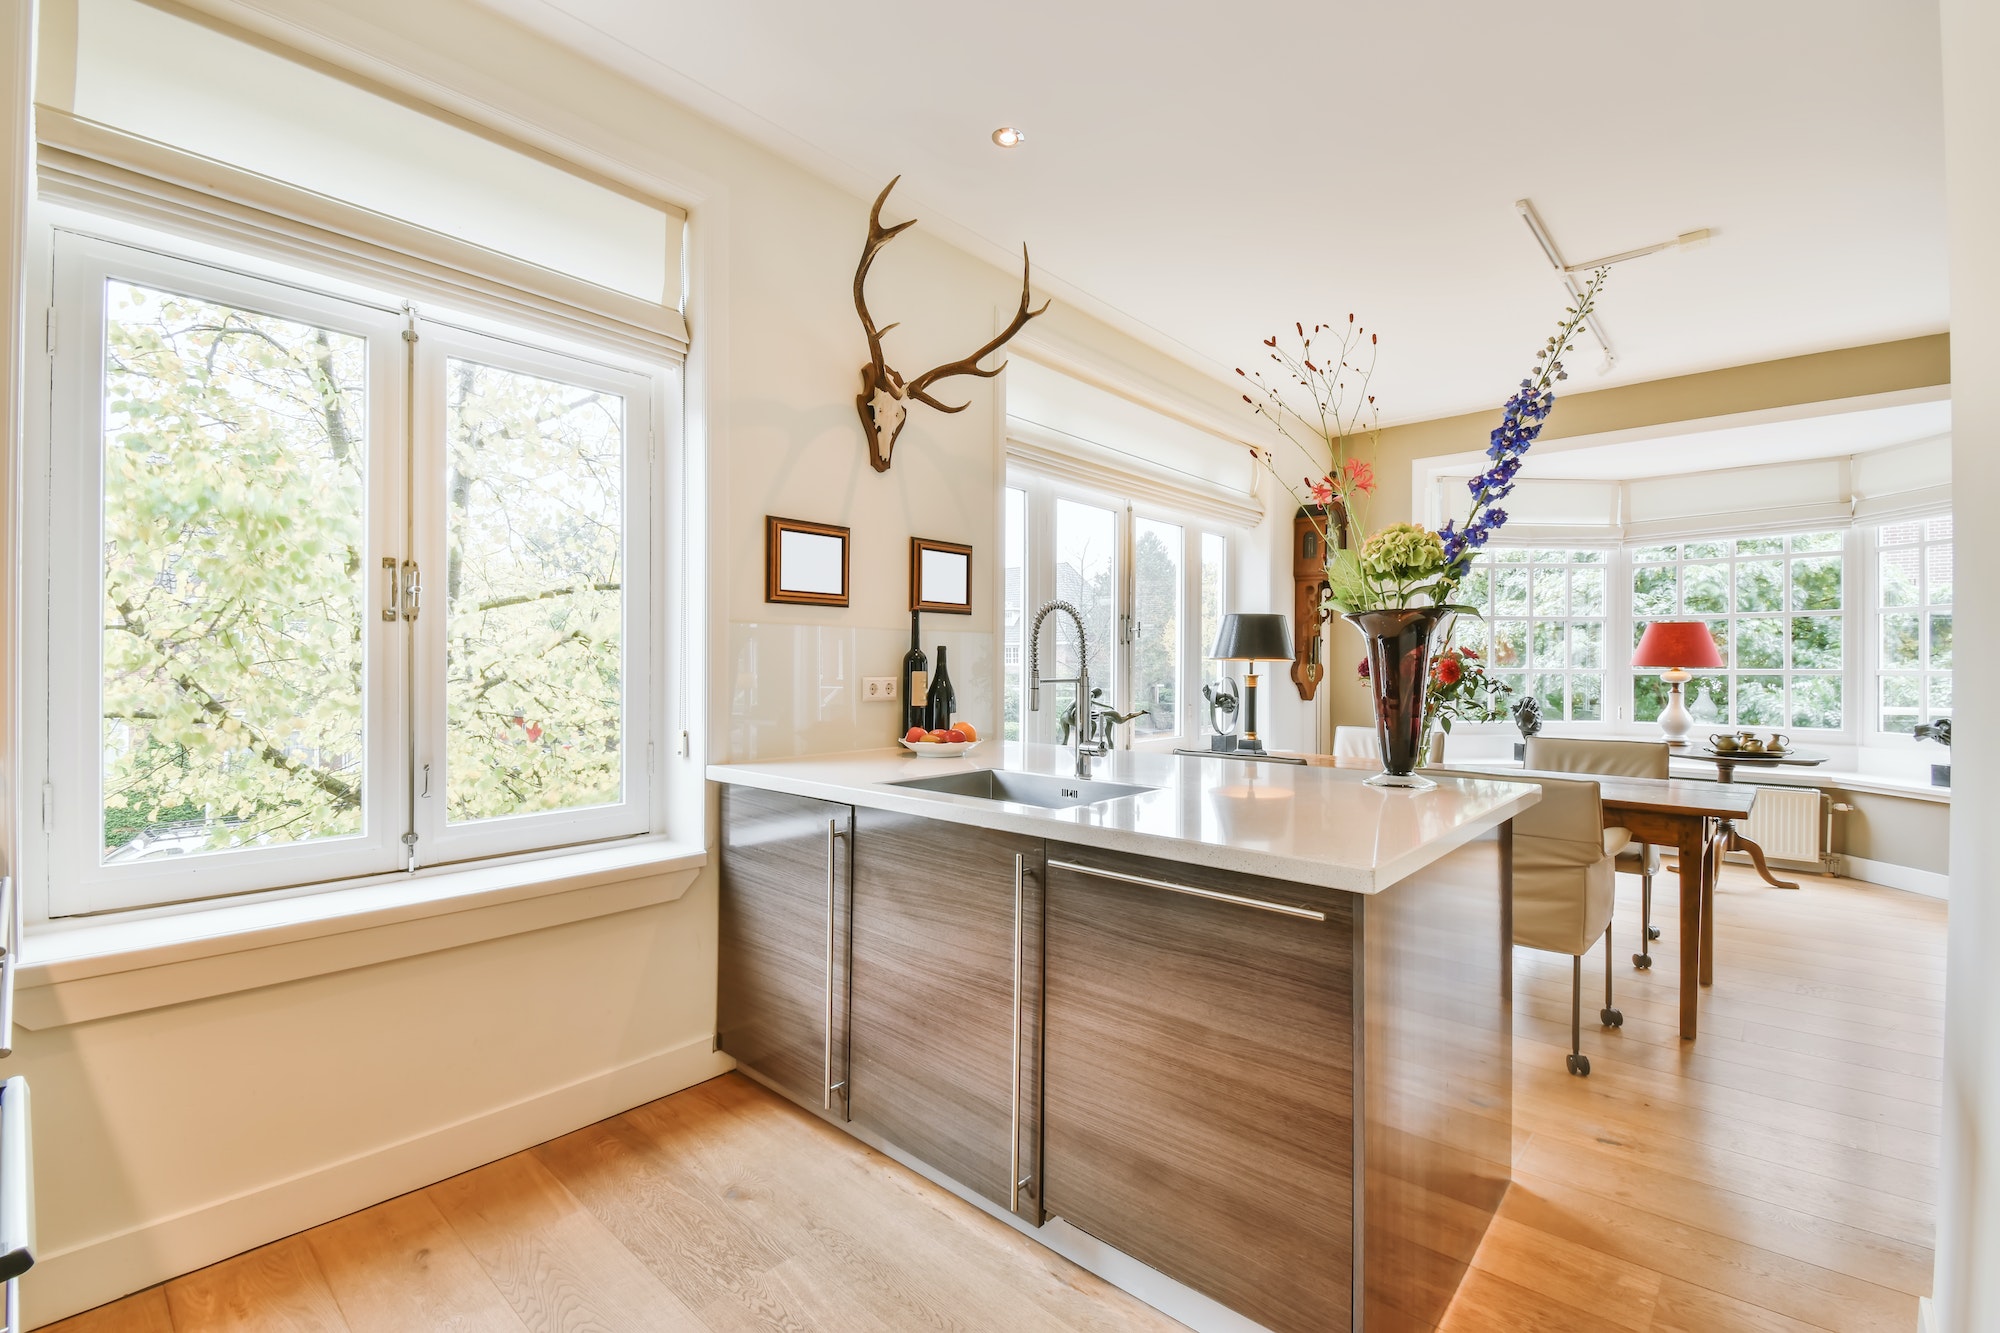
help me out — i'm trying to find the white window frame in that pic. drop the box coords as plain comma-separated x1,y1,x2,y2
1457,546,1617,724
1869,515,1954,741
1445,524,1975,764
1625,531,1852,738
26,222,674,917
1004,466,1235,750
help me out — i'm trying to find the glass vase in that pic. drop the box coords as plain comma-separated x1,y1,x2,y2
1345,607,1455,790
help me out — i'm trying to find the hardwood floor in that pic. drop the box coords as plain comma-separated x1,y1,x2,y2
1441,861,1940,1333
46,864,1942,1333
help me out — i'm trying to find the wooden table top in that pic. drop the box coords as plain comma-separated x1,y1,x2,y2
1293,753,1759,819
1438,764,1761,820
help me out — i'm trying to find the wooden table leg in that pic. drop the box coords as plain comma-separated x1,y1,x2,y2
1729,825,1802,890
1677,820,1705,1040
1702,820,1728,987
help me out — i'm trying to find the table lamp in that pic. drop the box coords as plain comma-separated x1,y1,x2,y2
1632,621,1724,747
1209,613,1294,755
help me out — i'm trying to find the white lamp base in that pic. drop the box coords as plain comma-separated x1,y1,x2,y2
1657,668,1694,747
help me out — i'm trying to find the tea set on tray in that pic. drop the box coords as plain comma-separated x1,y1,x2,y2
1706,730,1792,757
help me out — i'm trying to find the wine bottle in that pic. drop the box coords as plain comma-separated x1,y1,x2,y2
901,611,928,734
925,644,956,733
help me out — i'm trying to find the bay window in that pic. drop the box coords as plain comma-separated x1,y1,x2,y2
1450,520,1952,758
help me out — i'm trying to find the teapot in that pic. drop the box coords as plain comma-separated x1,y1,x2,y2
1709,733,1740,752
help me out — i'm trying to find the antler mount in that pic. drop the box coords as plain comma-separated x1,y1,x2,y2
854,177,1048,472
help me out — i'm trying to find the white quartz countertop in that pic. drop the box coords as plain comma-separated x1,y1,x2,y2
707,742,1539,895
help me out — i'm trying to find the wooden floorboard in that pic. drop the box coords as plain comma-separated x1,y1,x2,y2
44,864,1939,1333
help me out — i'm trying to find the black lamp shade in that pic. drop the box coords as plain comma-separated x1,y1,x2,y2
1209,612,1293,663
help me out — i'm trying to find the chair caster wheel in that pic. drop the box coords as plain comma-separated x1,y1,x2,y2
1648,926,1661,940
1633,953,1652,969
1601,1007,1623,1027
1567,1053,1590,1076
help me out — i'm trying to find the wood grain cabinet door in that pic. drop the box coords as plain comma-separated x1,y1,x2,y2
718,786,854,1120
847,809,1046,1223
1041,846,1356,1333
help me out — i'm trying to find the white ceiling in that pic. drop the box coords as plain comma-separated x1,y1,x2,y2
474,0,1949,426
1517,398,1953,481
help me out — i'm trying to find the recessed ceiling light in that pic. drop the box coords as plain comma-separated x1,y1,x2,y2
991,126,1026,148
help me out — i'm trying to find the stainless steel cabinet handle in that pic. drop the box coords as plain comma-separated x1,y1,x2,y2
0,1076,34,1295
1045,859,1326,921
824,819,845,1111
1010,853,1025,1210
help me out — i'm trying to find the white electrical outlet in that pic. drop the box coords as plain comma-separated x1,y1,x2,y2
863,676,898,702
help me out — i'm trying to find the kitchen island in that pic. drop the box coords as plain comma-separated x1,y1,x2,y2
707,743,1537,1333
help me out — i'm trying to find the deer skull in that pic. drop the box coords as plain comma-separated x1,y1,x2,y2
854,177,1048,472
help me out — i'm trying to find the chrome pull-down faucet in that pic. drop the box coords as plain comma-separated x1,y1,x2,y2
1029,600,1108,778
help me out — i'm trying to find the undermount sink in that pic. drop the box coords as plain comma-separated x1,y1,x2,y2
890,769,1155,810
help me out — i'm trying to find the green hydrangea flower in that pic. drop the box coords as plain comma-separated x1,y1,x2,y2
1360,522,1446,586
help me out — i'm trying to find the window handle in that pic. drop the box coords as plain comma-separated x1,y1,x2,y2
381,558,400,622
400,560,421,622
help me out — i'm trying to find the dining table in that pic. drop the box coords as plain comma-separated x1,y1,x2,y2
1297,754,1759,1040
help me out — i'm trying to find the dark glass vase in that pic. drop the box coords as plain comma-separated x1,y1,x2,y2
1345,606,1455,790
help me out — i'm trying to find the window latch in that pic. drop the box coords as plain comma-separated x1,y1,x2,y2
382,557,400,622
400,560,421,622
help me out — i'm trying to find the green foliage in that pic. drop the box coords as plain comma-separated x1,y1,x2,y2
96,283,634,864
444,359,626,823
101,283,365,859
1130,524,1180,734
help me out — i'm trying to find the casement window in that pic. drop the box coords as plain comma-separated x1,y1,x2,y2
1456,548,1611,722
21,0,689,917
1001,474,1234,747
1875,516,1954,734
36,232,672,915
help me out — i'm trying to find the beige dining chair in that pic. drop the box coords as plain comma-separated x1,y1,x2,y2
1333,725,1377,760
1526,737,1671,971
1461,767,1630,1076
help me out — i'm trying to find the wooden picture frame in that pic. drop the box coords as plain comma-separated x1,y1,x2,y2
910,537,973,614
766,516,851,607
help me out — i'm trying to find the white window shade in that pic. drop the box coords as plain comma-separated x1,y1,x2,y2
1006,358,1263,528
35,0,687,355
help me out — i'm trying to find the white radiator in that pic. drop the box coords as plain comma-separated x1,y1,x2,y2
1739,786,1827,865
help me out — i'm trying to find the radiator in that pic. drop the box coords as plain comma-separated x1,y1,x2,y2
1739,785,1827,865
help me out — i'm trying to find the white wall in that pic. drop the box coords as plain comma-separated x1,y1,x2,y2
0,0,1255,1325
1935,0,1998,1325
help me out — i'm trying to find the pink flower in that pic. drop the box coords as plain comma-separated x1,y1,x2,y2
1433,655,1463,686
1342,457,1377,496
1356,657,1371,681
1306,475,1336,507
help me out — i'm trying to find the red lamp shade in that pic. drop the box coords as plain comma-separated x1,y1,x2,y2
1632,621,1724,669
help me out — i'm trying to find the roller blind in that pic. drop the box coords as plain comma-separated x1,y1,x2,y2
35,0,688,357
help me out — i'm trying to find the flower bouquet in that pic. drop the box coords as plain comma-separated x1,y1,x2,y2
1241,273,1607,785
1423,642,1513,761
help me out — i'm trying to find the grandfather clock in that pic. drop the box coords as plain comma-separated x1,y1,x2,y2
1290,503,1347,700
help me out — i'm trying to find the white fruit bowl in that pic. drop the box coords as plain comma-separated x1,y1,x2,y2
898,738,983,758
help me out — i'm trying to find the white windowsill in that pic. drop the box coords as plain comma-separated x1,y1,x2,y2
18,837,708,1029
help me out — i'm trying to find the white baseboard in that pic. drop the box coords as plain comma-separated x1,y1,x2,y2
1838,854,1950,899
24,1035,735,1329
1919,1294,1935,1332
